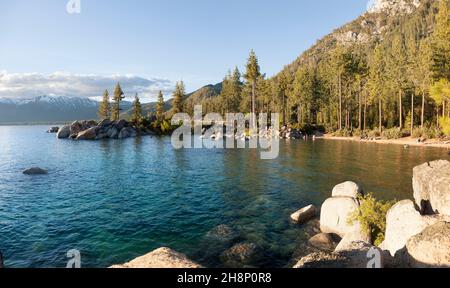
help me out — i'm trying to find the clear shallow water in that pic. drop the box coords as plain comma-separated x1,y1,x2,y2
0,125,448,268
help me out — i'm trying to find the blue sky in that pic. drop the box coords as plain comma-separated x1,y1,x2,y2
0,0,369,102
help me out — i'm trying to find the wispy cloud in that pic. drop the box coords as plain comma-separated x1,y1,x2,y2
0,71,174,102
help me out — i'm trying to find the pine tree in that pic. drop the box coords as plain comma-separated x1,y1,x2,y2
131,93,142,126
431,0,450,81
111,82,125,121
98,89,110,120
244,50,261,127
172,81,185,115
156,90,165,121
367,45,386,133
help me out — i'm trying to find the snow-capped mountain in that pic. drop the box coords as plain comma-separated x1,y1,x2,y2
0,96,106,124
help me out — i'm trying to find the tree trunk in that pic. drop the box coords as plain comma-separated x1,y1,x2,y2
411,93,414,135
358,90,362,130
363,94,367,131
338,74,342,130
421,91,425,128
399,90,402,129
379,98,382,134
251,81,256,128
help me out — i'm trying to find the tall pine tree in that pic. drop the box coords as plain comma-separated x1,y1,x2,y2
111,82,125,121
244,50,261,127
131,93,142,126
98,89,110,120
172,81,185,115
156,90,165,121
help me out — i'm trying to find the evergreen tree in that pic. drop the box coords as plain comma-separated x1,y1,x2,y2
111,82,125,121
367,45,386,133
131,93,142,126
244,50,261,127
431,0,450,81
156,90,165,121
172,81,185,115
98,89,110,120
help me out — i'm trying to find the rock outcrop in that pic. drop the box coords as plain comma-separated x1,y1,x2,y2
308,233,339,252
320,196,362,237
384,199,449,257
23,167,48,175
294,241,383,268
331,181,363,198
56,119,141,141
405,221,450,268
291,205,317,224
57,125,71,139
412,160,450,215
110,247,202,268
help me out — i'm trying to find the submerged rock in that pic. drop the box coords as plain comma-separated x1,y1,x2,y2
110,247,202,268
205,225,239,243
413,160,450,215
405,221,450,268
220,243,260,268
23,167,48,175
118,127,137,139
291,205,317,224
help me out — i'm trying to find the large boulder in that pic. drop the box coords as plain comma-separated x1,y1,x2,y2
320,196,363,237
70,121,84,135
412,160,450,215
56,125,71,139
291,205,318,224
107,126,119,139
308,233,339,251
294,241,384,268
332,181,363,198
118,127,137,139
335,231,371,252
405,221,450,268
76,127,97,140
110,247,202,268
115,119,129,131
384,200,447,257
98,119,112,127
23,167,48,175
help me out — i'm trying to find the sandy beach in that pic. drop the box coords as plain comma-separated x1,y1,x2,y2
320,134,450,150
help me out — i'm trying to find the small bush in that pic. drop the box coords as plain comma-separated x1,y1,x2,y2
367,130,381,139
348,193,396,246
439,117,450,136
381,128,404,140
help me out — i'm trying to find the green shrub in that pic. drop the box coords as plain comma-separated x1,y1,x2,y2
367,130,381,139
151,119,176,135
348,193,396,246
439,117,450,136
381,128,404,140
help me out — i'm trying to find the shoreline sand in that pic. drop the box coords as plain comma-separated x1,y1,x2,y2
319,135,450,149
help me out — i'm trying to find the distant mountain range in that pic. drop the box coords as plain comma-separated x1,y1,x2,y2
0,83,223,124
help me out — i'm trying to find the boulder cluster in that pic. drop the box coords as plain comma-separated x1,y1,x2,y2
56,119,153,141
292,160,450,268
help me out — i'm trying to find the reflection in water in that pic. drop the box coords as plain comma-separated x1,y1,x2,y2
0,126,448,268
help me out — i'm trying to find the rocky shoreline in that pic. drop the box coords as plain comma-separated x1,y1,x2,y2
109,160,450,269
52,119,154,140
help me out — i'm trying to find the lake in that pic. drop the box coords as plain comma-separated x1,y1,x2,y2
0,125,448,268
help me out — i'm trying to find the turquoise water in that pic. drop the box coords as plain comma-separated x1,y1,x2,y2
0,125,448,268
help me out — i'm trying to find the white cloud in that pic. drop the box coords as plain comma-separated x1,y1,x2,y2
0,71,174,103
